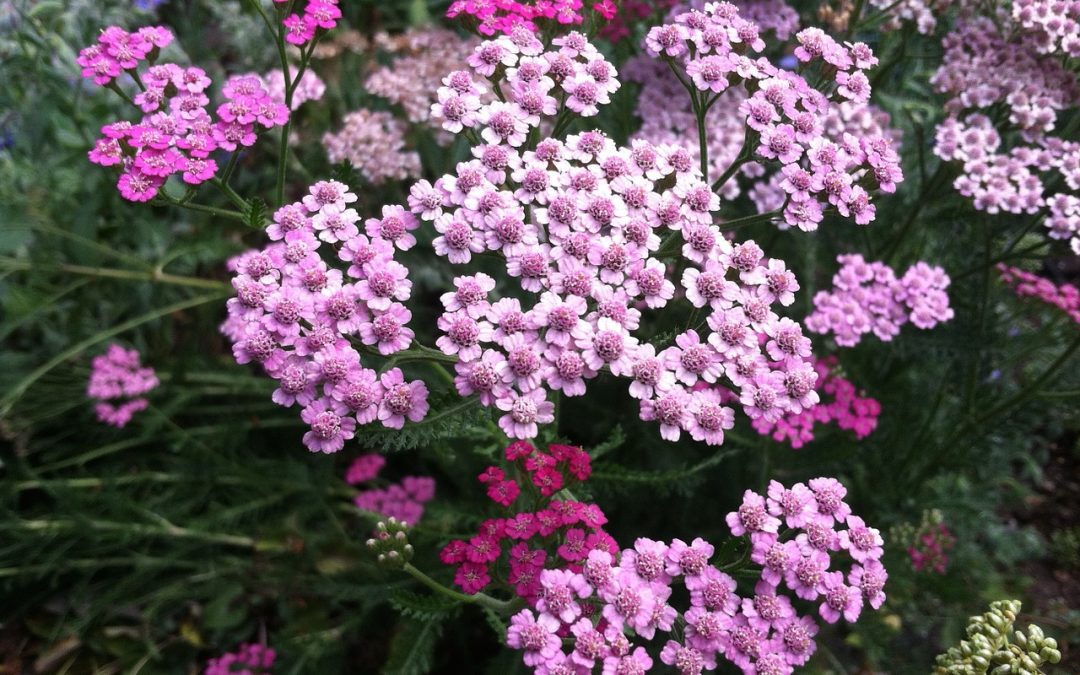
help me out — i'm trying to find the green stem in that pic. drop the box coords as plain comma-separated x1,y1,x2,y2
0,257,228,290
402,563,517,614
209,178,250,212
7,519,284,552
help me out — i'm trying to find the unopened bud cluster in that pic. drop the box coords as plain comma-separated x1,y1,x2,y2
366,518,414,569
934,600,1061,674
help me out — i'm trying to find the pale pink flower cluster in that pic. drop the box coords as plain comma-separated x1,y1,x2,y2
81,26,290,202
399,31,816,444
257,68,326,110
1012,0,1080,57
930,13,1080,252
934,114,1080,252
322,109,422,184
931,16,1078,136
735,0,800,40
751,356,880,448
506,477,886,675
205,642,275,675
806,254,955,347
87,343,160,428
997,264,1080,325
365,28,480,128
624,54,749,200
347,454,435,526
220,180,429,454
644,4,904,230
867,0,956,34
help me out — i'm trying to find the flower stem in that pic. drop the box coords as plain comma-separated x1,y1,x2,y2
403,563,518,614
0,257,228,290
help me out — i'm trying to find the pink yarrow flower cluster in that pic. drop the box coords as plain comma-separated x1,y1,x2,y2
220,180,429,454
204,642,275,675
447,0,618,36
997,264,1080,325
908,522,956,575
80,25,290,202
806,254,954,347
441,441,613,599
930,15,1080,252
507,477,886,674
87,343,159,428
274,0,342,46
402,31,817,444
643,4,903,231
347,454,435,526
751,356,880,449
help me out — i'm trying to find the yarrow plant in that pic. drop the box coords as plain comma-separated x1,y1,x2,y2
750,356,880,448
346,453,436,526
440,441,614,598
219,179,431,453
642,3,904,231
997,264,1080,325
86,343,159,428
806,254,954,347
505,476,887,674
378,25,821,445
78,25,290,202
204,642,276,675
447,0,619,36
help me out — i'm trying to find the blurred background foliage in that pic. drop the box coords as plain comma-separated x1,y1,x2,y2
0,0,1077,673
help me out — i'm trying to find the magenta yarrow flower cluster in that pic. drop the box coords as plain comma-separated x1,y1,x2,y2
346,453,436,526
447,0,617,36
79,25,291,202
87,343,159,428
750,355,880,449
506,477,886,674
931,15,1080,252
908,522,956,575
220,179,430,454
997,264,1080,325
204,642,275,675
272,0,341,46
441,441,611,598
403,30,818,444
806,254,954,347
644,4,903,231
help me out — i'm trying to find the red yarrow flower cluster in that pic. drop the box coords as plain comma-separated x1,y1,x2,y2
806,254,954,346
87,343,159,428
204,642,275,675
220,180,429,454
997,264,1080,325
447,0,618,36
441,441,612,599
80,25,290,202
751,356,880,449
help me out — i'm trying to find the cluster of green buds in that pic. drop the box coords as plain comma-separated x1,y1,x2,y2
934,600,1062,674
889,508,945,546
365,518,414,569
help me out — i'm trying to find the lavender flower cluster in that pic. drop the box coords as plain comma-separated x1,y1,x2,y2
79,26,290,202
806,254,954,347
506,477,886,675
396,29,819,444
220,180,430,454
204,642,275,675
347,453,436,526
86,343,159,428
644,4,903,230
931,14,1080,252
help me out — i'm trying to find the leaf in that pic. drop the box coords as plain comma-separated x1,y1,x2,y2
246,197,268,229
359,397,489,452
389,590,461,621
382,616,446,675
481,606,506,642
